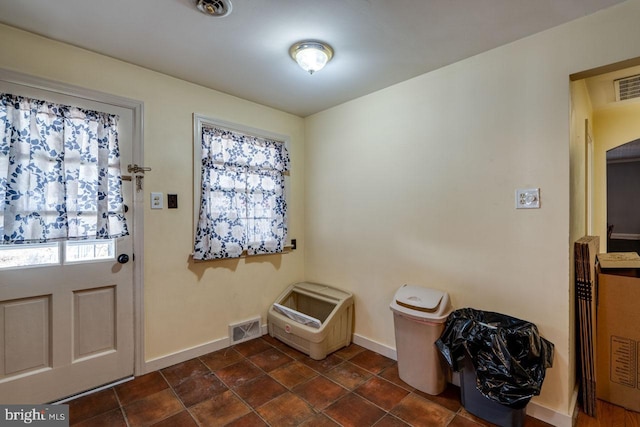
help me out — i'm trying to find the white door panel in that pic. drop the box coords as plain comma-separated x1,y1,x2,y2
0,80,135,403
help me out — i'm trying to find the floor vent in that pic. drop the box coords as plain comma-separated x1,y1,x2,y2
615,74,640,101
229,317,261,345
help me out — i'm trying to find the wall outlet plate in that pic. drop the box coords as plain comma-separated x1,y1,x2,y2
516,188,540,209
151,192,163,209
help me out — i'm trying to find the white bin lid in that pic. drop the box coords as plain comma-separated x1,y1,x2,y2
390,284,452,322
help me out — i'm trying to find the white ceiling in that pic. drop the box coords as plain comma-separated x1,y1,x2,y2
0,0,627,117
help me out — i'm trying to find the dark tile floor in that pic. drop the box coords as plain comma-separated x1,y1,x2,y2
68,336,553,426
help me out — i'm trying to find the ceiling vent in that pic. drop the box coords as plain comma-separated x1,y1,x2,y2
196,0,232,17
614,74,640,102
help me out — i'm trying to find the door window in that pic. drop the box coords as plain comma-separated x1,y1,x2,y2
0,239,115,269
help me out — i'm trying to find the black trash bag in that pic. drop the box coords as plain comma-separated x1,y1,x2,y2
435,308,554,409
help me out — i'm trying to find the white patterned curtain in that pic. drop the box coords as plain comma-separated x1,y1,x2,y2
194,126,289,260
0,93,128,243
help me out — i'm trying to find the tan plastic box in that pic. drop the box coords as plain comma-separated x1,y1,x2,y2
268,282,354,360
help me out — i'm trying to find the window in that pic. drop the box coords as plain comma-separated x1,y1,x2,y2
0,240,116,269
65,239,115,263
0,242,59,268
193,116,290,260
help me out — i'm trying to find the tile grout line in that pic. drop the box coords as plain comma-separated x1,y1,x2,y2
157,369,194,426
273,347,401,426
239,342,326,426
194,352,258,426
240,339,353,426
272,343,401,426
111,387,132,427
203,342,304,426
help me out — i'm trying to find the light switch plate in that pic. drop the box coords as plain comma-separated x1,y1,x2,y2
516,188,540,209
151,192,163,209
167,194,178,209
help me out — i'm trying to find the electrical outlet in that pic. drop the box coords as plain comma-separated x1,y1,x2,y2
151,192,163,209
515,188,540,209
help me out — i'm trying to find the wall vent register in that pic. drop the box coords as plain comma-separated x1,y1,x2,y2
615,74,640,102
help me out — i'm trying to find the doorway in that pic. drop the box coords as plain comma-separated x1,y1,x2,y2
571,60,640,252
606,139,640,255
0,70,144,403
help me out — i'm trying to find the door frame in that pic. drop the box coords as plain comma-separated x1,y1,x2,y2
0,68,146,377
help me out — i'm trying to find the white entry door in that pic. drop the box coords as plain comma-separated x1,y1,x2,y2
0,79,137,404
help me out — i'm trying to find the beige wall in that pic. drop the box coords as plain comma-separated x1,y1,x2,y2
569,79,593,398
0,24,306,361
570,80,593,243
593,102,640,247
304,0,640,416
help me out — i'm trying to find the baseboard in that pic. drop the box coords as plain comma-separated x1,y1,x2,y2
142,324,271,374
610,232,640,240
526,400,575,427
144,330,395,374
142,335,230,374
352,333,397,360
570,384,580,426
351,333,575,427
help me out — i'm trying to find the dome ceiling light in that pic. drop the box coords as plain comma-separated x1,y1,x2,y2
289,41,334,75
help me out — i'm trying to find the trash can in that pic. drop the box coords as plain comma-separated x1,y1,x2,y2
436,308,554,427
390,284,453,395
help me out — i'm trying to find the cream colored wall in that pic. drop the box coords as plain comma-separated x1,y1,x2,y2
0,24,305,361
593,103,640,248
304,0,640,416
568,79,593,398
570,80,592,244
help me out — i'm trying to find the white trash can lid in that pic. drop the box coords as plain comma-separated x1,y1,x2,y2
390,284,452,322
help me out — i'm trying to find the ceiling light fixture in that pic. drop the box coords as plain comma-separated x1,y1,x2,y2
289,41,334,75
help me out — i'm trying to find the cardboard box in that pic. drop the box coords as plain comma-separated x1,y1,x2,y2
575,235,599,416
596,252,640,412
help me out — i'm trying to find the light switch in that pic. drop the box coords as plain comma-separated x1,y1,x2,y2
151,192,163,209
168,194,178,209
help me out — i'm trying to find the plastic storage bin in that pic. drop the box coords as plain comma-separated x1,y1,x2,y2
268,282,354,360
390,284,453,395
